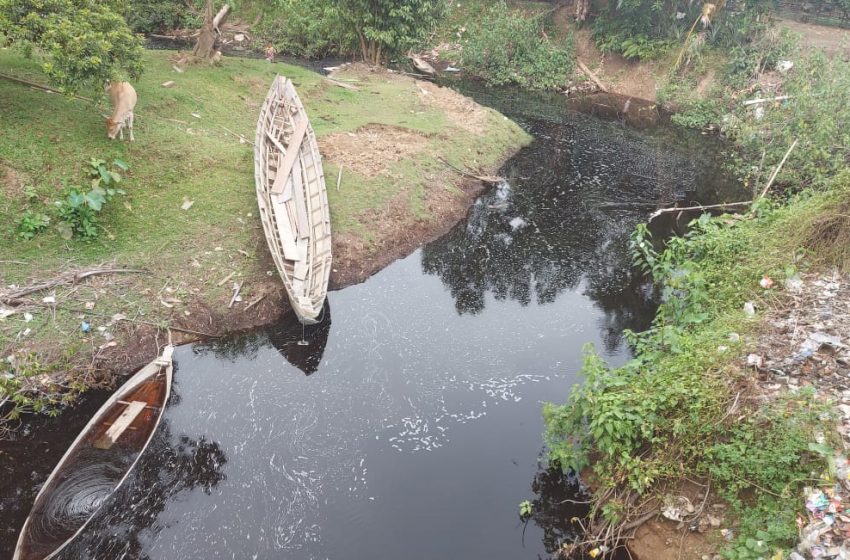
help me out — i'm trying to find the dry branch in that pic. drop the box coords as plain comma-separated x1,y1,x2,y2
758,139,798,200
576,60,608,93
437,157,503,184
647,201,753,222
1,267,146,304
0,72,94,102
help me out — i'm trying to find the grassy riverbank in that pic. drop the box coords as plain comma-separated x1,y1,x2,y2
0,48,529,425
541,31,850,559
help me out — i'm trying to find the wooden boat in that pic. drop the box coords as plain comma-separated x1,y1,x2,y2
254,75,332,325
13,346,174,560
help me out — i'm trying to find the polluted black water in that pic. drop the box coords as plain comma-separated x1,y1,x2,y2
1,91,744,559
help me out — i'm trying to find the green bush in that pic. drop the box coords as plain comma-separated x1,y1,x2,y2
16,210,50,240
0,0,144,93
55,158,127,240
124,0,201,34
543,199,837,556
591,0,774,60
461,1,575,90
253,0,345,58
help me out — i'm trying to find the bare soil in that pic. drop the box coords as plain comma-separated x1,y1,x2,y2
320,124,430,177
779,18,850,55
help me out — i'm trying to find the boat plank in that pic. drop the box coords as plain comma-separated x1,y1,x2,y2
271,118,308,195
94,400,147,449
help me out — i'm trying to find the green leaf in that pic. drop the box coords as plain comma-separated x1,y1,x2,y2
112,158,129,170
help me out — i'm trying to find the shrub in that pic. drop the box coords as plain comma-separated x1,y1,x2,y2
124,0,201,34
54,158,127,240
461,1,575,90
253,0,345,58
16,210,50,240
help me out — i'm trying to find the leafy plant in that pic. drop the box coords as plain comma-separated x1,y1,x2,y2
543,201,836,556
55,158,127,240
519,499,533,518
124,0,201,34
0,0,144,93
461,1,575,90
16,210,50,240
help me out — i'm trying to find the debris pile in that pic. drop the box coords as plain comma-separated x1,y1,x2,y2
750,271,850,559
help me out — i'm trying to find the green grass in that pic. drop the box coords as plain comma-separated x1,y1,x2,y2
0,47,529,376
544,179,850,557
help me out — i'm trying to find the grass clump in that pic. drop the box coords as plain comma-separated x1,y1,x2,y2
543,186,847,556
460,1,575,91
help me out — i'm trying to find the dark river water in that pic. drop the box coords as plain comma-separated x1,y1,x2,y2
1,90,743,559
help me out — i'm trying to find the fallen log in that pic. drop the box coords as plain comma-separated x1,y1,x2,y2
1,267,147,304
437,157,504,184
647,201,753,222
576,60,608,93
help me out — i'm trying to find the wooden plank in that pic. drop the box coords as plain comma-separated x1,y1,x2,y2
271,199,299,260
270,117,308,195
95,401,147,449
290,156,307,237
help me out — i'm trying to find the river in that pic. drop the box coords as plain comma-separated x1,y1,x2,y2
0,87,742,559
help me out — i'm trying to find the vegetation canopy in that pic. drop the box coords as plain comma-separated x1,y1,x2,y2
0,0,144,93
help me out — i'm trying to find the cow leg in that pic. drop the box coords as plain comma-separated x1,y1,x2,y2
128,112,135,142
119,125,124,141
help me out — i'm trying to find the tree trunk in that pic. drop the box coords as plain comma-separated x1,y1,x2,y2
193,1,229,60
575,0,590,22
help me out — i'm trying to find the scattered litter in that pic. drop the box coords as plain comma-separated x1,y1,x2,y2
777,60,794,73
747,353,764,369
509,217,527,231
760,275,775,289
234,33,245,42
42,295,56,304
161,80,175,88
228,281,243,308
0,308,15,320
214,246,224,252
99,340,117,350
84,301,95,310
180,197,195,211
444,66,461,72
23,313,33,323
110,313,126,324
80,321,91,333
743,301,756,316
729,332,741,342
720,528,734,541
191,112,201,119
661,495,694,522
787,274,805,293
172,65,184,73
238,249,249,257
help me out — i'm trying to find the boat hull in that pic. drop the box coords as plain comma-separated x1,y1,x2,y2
13,346,174,560
254,75,332,325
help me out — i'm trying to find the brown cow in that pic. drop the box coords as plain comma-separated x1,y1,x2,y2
105,82,137,141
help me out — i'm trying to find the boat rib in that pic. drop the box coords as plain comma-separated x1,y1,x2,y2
254,75,332,324
13,346,174,560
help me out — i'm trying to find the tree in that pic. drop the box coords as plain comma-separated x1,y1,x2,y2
0,0,144,93
336,0,446,65
193,0,230,60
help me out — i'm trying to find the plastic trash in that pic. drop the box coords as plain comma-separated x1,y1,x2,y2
80,321,91,333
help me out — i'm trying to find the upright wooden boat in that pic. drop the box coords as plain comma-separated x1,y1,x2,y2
254,75,332,324
14,346,174,560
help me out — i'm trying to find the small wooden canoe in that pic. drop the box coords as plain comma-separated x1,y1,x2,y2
13,346,174,560
254,75,332,325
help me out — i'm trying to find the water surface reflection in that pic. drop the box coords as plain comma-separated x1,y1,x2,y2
3,95,741,559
